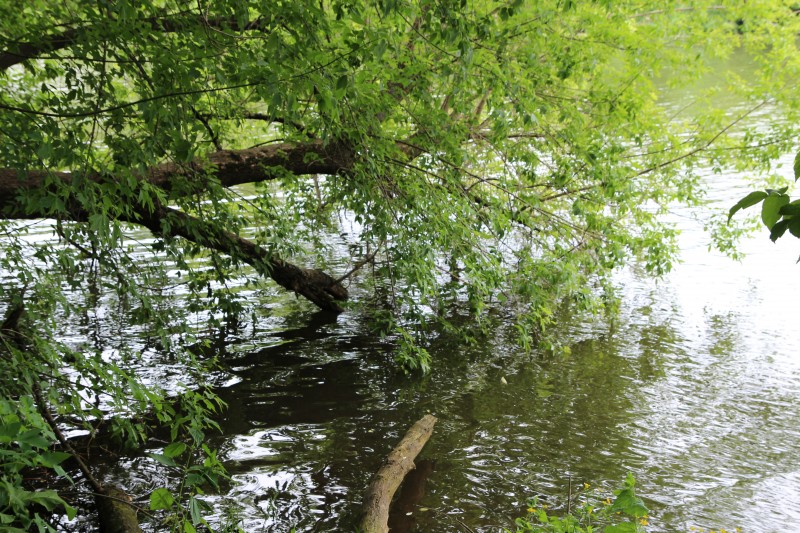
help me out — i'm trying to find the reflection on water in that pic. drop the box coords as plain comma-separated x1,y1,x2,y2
8,168,800,533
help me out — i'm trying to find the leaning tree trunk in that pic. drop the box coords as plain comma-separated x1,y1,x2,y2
360,414,438,533
135,202,348,312
0,141,355,312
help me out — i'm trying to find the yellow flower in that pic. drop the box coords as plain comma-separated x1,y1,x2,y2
639,518,649,526
584,482,590,489
527,507,535,513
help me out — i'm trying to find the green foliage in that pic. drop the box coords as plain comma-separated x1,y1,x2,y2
508,474,649,533
729,149,800,253
0,399,76,531
2,0,800,527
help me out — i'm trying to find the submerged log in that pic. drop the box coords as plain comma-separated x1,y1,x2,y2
387,458,435,533
95,486,143,533
360,414,437,533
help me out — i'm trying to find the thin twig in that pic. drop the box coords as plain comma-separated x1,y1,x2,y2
332,241,384,285
31,381,104,494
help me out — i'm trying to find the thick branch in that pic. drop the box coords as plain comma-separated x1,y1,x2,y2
0,141,352,311
136,204,348,312
360,414,437,533
0,140,354,214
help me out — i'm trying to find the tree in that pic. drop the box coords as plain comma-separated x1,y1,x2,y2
2,0,799,529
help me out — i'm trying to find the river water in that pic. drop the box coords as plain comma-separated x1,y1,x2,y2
11,67,800,533
118,152,798,533
183,158,800,533
92,150,800,533
190,131,799,530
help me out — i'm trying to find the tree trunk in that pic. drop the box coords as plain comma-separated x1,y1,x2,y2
136,202,348,312
360,414,438,533
0,139,357,312
0,175,349,311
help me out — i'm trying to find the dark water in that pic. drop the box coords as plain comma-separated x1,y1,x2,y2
195,153,800,532
93,154,798,532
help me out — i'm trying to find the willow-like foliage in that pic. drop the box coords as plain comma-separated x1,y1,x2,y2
1,1,799,529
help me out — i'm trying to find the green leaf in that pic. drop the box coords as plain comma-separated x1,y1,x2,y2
16,429,50,450
26,490,72,513
608,487,649,518
761,193,790,229
789,217,800,238
174,138,193,162
163,442,187,458
727,191,767,222
189,496,204,524
0,422,22,441
149,488,174,510
148,453,177,467
183,520,197,533
770,218,790,242
779,201,800,217
794,150,800,181
37,451,71,468
0,525,29,532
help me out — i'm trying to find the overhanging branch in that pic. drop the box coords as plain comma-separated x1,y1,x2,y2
0,15,270,71
0,140,354,312
0,140,355,214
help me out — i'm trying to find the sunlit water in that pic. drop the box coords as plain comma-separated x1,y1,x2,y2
97,155,799,533
196,154,800,533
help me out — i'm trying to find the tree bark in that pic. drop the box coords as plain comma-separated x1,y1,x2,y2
360,414,438,533
0,140,354,213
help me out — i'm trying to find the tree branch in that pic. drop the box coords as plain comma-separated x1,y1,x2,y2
0,140,355,214
136,203,348,312
0,15,270,71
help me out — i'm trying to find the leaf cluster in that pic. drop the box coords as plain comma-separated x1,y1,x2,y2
508,473,649,533
728,151,800,254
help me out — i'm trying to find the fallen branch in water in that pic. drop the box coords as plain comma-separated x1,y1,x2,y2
360,414,437,533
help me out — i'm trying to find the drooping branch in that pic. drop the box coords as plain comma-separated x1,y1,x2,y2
136,203,348,312
0,140,353,311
